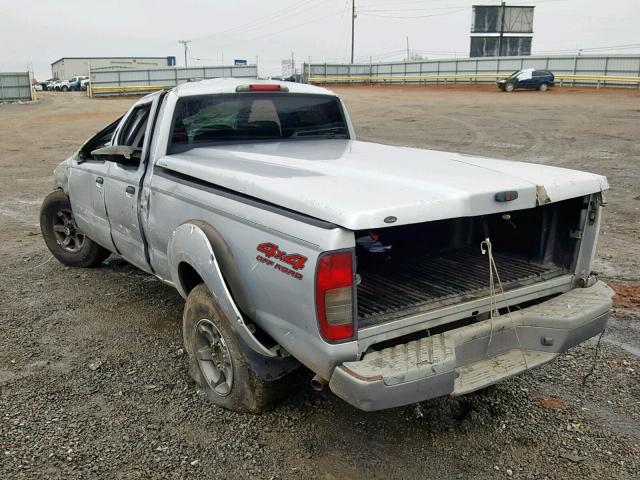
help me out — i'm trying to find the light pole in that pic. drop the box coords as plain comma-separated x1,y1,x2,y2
351,0,356,64
179,40,192,67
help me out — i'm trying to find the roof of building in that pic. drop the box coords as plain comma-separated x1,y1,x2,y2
51,56,172,66
172,78,334,97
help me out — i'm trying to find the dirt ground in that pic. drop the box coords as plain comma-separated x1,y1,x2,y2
1,87,638,480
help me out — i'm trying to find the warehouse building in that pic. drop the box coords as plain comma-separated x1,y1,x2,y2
51,56,176,80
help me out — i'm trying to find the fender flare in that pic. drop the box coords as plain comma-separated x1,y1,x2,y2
167,222,276,358
53,159,71,193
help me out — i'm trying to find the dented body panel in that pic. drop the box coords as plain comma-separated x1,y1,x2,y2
48,78,612,409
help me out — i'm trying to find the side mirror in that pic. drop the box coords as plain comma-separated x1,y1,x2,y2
91,145,141,165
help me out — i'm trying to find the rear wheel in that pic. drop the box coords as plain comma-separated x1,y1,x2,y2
40,190,110,267
504,82,515,92
538,82,549,92
183,283,287,412
61,85,69,92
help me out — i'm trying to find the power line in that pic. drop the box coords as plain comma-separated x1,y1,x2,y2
206,9,346,51
358,0,568,10
359,0,464,6
359,7,468,19
358,5,476,13
189,0,318,43
533,43,640,54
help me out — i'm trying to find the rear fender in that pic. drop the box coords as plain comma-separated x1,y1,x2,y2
167,221,276,358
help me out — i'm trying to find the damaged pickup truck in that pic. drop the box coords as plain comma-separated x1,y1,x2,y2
41,79,613,412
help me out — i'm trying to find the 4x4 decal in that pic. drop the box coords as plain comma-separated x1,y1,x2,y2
256,242,307,280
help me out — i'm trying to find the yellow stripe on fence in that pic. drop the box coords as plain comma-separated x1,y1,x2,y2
89,85,165,96
308,73,640,85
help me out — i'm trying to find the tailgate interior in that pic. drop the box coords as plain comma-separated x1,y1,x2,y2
355,197,585,328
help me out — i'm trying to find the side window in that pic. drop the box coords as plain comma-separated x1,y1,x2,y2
118,104,151,148
517,70,532,81
532,70,544,77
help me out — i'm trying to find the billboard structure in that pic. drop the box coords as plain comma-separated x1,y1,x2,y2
470,4,534,57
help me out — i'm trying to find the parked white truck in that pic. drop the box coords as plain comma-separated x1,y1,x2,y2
41,79,613,412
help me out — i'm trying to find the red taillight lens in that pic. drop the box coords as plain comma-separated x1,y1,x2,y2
315,251,354,342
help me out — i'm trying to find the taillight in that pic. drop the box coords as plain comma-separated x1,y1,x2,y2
315,251,354,342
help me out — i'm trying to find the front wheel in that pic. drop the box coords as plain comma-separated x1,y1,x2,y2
504,82,515,92
183,283,287,413
538,83,549,92
40,191,110,267
61,85,69,92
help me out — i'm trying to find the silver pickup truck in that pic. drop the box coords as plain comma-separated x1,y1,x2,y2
40,78,613,412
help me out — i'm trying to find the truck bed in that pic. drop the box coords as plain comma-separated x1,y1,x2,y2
357,247,567,328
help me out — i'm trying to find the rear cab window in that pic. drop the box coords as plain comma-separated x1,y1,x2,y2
168,93,349,154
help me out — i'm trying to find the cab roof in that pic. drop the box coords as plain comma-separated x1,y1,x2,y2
172,77,335,97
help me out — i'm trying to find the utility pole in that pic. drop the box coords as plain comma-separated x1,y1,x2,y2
291,52,295,76
497,1,506,57
179,40,191,67
351,0,356,64
406,36,410,61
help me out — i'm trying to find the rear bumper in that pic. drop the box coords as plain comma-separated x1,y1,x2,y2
329,281,613,411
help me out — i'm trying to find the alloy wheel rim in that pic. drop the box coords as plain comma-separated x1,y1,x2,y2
194,319,234,397
53,209,85,253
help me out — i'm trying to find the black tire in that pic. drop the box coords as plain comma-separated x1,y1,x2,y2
40,190,110,268
61,85,69,92
504,82,515,92
538,82,549,92
183,283,286,413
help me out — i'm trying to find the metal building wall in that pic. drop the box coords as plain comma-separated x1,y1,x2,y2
305,54,640,87
0,72,33,101
89,65,258,96
52,57,176,80
52,59,93,79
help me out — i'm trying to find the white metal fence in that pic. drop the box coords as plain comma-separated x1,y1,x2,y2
89,65,258,96
305,54,640,87
0,72,33,101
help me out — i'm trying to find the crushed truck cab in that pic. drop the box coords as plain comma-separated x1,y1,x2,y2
42,78,612,412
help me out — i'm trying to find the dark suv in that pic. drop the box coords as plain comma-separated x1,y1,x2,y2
497,68,555,92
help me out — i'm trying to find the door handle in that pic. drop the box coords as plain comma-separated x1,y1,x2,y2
96,176,104,186
125,186,136,195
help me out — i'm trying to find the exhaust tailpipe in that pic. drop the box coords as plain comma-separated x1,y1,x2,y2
310,375,327,392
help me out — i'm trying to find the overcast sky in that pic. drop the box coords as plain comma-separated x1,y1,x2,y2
1,0,638,80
